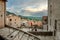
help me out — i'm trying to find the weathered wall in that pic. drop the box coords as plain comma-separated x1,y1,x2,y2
6,15,21,28
38,36,54,40
0,0,6,28
48,0,60,40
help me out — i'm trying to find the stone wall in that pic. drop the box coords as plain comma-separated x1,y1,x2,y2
38,36,54,40
48,0,60,40
0,0,6,28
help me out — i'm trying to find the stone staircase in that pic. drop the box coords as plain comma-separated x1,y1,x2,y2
0,25,40,40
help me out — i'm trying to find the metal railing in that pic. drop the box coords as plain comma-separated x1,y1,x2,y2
0,25,40,40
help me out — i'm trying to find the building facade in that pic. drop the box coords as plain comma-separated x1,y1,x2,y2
42,16,48,24
48,0,60,40
0,0,6,28
6,14,21,28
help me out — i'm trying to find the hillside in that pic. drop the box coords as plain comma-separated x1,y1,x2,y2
21,16,42,21
6,11,16,16
6,11,42,21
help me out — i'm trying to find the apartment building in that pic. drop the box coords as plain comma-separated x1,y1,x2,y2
6,14,21,28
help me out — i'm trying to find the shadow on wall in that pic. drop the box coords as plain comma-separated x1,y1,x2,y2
0,35,7,40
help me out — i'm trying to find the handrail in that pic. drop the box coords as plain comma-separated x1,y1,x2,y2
5,25,40,40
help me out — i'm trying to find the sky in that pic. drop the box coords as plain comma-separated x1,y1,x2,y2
6,0,48,17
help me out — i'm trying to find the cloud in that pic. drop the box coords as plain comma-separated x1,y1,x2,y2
24,5,47,12
6,0,48,17
20,9,48,17
6,6,14,12
6,6,21,15
31,10,48,17
7,0,48,8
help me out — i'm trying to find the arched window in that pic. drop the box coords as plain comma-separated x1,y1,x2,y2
9,19,12,21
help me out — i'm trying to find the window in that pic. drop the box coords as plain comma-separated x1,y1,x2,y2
44,19,47,22
1,15,3,17
9,19,12,21
50,10,52,13
55,20,57,30
50,19,51,25
50,5,52,7
15,19,16,21
50,5,52,13
50,4,52,16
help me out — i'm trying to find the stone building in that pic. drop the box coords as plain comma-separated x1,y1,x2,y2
42,16,48,24
42,16,48,30
21,19,28,27
0,0,6,28
6,14,21,28
48,0,60,40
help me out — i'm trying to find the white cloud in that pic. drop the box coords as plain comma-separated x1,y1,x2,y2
7,6,15,12
24,5,47,12
6,0,48,17
6,6,21,15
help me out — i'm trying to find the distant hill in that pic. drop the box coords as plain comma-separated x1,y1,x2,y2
21,16,42,21
6,11,42,21
6,11,16,16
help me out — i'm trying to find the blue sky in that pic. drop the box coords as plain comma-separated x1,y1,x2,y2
6,0,48,17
